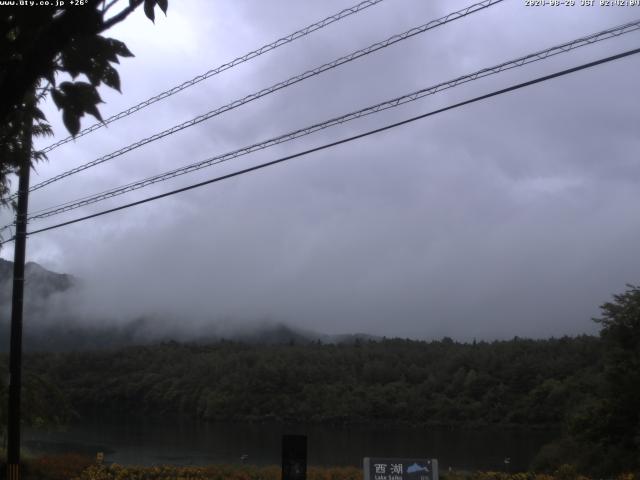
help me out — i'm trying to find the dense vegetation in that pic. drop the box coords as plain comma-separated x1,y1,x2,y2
1,284,638,476
2,335,602,427
9,456,636,480
68,465,639,480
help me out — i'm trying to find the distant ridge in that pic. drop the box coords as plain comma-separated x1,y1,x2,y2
0,259,381,352
0,258,75,301
206,323,382,346
0,316,382,353
0,266,381,351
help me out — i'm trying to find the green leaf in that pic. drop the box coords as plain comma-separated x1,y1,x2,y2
108,38,134,58
101,64,121,92
94,36,119,63
60,36,133,90
58,81,105,128
62,109,80,136
32,106,47,121
60,81,102,102
144,0,155,22
50,88,65,110
84,103,103,123
60,38,92,78
157,0,168,14
86,66,102,86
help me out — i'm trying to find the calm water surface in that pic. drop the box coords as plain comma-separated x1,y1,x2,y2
24,420,556,471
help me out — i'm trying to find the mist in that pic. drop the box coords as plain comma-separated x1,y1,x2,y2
1,0,639,342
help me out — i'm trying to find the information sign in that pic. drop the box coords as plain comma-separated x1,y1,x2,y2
363,458,438,480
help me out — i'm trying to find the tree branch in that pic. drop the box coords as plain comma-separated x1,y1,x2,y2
101,0,144,31
102,0,120,14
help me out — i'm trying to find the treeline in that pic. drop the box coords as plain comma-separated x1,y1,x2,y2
4,335,603,427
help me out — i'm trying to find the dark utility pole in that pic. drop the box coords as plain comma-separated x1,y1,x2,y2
282,435,307,480
6,112,32,480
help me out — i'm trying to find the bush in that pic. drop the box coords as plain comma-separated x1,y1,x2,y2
24,453,94,480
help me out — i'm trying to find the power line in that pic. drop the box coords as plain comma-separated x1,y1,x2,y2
24,18,640,222
23,0,503,196
6,45,637,243
39,0,388,154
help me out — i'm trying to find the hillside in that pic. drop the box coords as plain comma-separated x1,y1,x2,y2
0,259,379,351
11,335,603,428
0,258,74,303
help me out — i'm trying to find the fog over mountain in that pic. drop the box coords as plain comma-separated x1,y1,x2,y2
0,260,381,351
1,1,639,341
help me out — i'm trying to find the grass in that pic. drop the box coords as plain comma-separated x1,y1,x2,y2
0,455,636,480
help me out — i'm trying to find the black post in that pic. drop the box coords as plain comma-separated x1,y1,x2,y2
6,115,32,480
282,434,307,480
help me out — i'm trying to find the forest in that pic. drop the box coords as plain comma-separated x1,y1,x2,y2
1,285,639,476
0,334,607,473
11,335,602,428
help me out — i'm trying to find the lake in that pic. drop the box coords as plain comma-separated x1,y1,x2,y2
24,419,557,472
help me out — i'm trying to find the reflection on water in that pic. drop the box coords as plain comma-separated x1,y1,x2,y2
24,419,556,471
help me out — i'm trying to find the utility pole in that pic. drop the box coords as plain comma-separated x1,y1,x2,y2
6,108,32,480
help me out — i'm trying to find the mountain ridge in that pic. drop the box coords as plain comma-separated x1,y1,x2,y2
0,259,381,352
0,257,75,300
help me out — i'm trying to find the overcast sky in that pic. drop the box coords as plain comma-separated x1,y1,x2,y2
2,0,639,340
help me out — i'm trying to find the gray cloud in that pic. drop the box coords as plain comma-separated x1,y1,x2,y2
2,0,639,341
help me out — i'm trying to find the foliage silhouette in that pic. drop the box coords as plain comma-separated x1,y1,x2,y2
0,0,169,204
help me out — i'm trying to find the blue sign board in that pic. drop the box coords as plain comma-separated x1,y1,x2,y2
363,458,438,480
